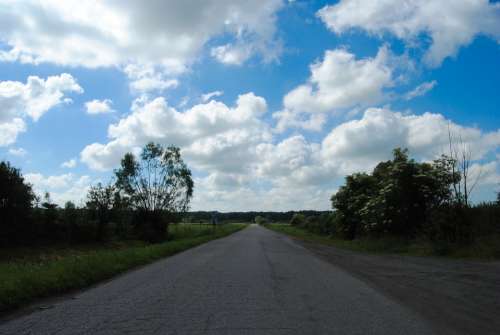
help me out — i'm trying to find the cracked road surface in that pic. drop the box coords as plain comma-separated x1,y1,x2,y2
0,225,436,334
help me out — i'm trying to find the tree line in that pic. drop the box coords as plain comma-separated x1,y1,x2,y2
186,211,329,224
2,141,499,252
289,148,500,253
0,142,193,246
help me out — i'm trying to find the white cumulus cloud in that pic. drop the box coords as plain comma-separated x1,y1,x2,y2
25,173,92,206
124,64,179,94
211,44,254,65
0,73,82,146
85,99,114,115
81,93,271,172
0,0,284,85
61,158,77,168
317,0,500,67
274,46,394,131
78,90,500,209
321,107,500,175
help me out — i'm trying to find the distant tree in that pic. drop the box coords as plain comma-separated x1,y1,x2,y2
254,216,266,225
447,126,481,207
33,194,41,208
41,192,59,239
0,161,35,245
111,190,130,237
63,201,77,242
290,213,306,227
86,183,115,241
115,142,193,242
41,192,57,210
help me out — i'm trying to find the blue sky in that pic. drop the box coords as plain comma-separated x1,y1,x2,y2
0,0,499,210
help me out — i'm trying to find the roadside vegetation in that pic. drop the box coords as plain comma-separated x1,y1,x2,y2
1,142,194,247
265,147,500,259
0,224,245,314
1,142,247,313
264,223,500,258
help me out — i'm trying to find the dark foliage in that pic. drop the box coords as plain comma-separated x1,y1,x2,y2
86,183,116,241
115,142,193,242
331,148,462,240
290,212,338,236
1,154,331,247
187,210,329,224
0,161,35,246
283,148,500,255
2,145,498,252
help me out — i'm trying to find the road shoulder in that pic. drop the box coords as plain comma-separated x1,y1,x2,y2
265,225,500,335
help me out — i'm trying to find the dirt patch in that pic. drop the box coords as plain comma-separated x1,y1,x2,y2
296,239,500,335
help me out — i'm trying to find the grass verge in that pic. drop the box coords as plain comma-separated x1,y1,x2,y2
0,224,246,314
263,224,500,259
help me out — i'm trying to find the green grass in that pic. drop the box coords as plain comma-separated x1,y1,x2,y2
263,224,419,254
0,224,246,314
263,224,500,259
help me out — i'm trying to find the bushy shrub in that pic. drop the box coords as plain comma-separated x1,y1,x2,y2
327,148,500,250
254,216,267,225
290,213,306,227
332,148,460,240
290,213,337,236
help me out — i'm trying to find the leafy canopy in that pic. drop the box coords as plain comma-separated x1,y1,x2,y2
331,148,460,239
115,142,194,213
0,161,34,211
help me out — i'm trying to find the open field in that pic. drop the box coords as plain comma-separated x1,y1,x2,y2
0,224,246,314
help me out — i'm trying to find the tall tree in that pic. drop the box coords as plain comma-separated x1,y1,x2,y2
0,161,35,245
447,125,481,207
115,142,193,241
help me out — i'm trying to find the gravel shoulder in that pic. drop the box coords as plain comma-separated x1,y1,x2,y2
293,238,500,335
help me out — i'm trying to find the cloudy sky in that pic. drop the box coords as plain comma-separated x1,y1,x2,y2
1,0,499,210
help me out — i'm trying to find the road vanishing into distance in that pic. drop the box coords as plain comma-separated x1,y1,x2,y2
1,225,437,335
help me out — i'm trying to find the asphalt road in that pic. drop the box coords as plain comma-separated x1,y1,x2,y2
299,238,500,335
0,225,436,335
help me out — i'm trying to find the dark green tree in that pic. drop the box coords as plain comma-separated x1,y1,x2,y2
332,148,460,240
86,183,115,241
41,192,59,240
0,161,35,245
63,201,77,242
331,172,376,239
111,191,130,238
289,213,306,227
115,142,193,242
254,216,266,225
